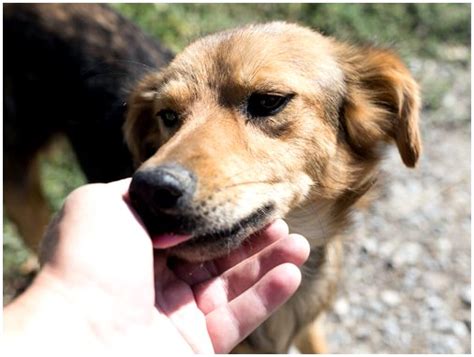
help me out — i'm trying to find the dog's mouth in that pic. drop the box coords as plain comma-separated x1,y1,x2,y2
145,203,276,261
179,203,275,243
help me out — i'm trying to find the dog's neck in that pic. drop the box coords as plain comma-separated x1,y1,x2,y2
285,198,349,249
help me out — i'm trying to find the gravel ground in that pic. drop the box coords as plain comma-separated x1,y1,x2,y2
324,55,471,353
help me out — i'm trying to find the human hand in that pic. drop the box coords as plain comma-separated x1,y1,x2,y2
4,179,310,354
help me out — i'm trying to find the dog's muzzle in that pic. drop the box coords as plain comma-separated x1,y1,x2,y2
129,163,197,234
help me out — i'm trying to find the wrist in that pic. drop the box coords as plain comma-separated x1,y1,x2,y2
4,267,162,355
4,268,102,353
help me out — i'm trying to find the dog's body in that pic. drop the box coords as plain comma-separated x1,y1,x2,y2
4,4,172,250
126,23,421,353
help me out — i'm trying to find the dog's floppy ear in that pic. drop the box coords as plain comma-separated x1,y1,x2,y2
339,46,421,167
123,75,161,166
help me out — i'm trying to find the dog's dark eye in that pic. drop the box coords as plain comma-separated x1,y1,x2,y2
157,109,179,128
247,93,292,117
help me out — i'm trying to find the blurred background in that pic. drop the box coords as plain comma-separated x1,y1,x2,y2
3,3,471,353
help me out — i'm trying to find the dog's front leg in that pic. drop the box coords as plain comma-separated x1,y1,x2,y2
294,314,328,353
233,240,343,353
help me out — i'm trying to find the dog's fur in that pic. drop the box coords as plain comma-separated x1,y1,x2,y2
125,22,421,353
4,4,172,251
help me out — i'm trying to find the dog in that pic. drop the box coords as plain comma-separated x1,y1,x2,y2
4,4,173,251
125,22,421,353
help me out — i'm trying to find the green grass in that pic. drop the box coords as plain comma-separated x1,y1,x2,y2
40,139,87,212
113,3,470,58
3,140,86,303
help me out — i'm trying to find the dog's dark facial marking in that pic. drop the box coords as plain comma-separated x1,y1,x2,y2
157,109,180,128
143,143,158,160
246,92,294,118
264,120,294,139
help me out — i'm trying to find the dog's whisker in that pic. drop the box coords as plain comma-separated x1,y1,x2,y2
213,179,280,193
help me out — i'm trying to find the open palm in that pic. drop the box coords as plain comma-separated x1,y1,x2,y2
36,179,309,354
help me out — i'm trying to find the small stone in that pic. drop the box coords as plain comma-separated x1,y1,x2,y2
355,325,371,340
423,271,450,290
381,290,401,306
426,295,445,310
463,319,471,332
368,300,384,314
434,318,453,333
349,294,362,304
288,345,300,354
382,319,400,337
403,268,422,288
429,334,464,354
459,285,471,307
334,298,350,317
436,238,452,254
412,287,426,300
444,336,464,354
391,242,423,267
452,320,468,337
362,238,378,255
400,332,412,345
327,329,351,347
379,241,397,258
433,318,468,338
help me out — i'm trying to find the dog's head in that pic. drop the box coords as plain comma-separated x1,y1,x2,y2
124,22,421,262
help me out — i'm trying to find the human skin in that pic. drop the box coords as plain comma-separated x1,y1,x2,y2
4,179,310,354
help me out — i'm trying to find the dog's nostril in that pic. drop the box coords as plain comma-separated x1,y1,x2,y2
153,178,184,210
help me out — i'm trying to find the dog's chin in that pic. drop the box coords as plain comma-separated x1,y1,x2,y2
167,224,266,262
165,203,276,263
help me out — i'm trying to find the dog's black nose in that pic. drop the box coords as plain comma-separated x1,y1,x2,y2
129,164,196,215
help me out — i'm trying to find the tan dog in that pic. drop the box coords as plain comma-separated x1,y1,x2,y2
125,22,421,353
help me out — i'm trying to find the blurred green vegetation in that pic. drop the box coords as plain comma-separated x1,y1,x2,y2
3,139,86,303
113,3,470,58
40,139,87,212
3,3,471,301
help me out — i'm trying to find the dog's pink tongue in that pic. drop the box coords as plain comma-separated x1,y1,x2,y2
151,233,193,249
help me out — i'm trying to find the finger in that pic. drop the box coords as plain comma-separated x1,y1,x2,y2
154,253,214,353
214,219,290,272
194,233,309,314
172,219,289,285
168,258,220,287
103,178,151,233
104,178,132,199
206,263,302,354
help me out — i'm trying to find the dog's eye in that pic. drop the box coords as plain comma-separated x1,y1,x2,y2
247,93,292,117
157,109,179,128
